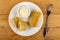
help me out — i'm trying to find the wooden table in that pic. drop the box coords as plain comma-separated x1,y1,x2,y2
0,0,60,40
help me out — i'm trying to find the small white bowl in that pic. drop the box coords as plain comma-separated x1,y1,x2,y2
17,5,31,19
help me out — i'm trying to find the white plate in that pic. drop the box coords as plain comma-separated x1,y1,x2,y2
8,2,43,36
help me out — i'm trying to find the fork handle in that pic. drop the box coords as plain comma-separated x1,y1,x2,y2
43,15,48,37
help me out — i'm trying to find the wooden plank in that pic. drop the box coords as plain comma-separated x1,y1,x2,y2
48,15,60,27
0,15,9,28
45,28,60,40
0,26,60,40
0,0,60,15
0,15,60,28
43,15,60,27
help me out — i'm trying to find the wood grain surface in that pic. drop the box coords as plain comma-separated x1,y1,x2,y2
0,0,60,40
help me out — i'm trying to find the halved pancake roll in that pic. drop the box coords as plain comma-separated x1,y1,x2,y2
11,17,19,28
18,21,28,31
29,10,41,27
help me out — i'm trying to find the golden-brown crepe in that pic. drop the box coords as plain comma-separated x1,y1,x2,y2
11,17,19,27
29,10,41,27
18,21,28,31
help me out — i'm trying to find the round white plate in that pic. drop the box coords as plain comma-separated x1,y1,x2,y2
8,2,43,36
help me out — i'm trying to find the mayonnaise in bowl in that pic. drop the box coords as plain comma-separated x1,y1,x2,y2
17,6,31,18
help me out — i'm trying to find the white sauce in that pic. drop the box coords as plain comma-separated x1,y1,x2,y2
18,6,30,18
